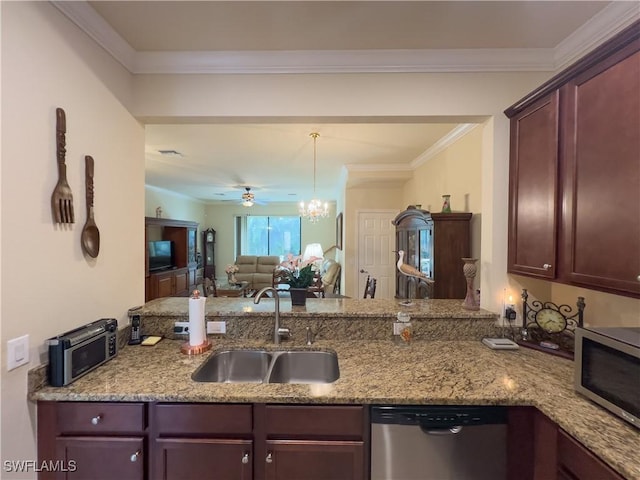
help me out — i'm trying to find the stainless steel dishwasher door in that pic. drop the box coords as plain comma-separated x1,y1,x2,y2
370,406,507,480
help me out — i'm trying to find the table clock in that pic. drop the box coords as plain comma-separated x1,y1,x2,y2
518,289,585,359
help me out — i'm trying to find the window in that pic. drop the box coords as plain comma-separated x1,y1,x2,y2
235,215,301,257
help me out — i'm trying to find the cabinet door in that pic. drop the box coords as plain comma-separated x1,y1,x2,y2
173,269,189,296
154,438,252,480
56,436,144,480
561,45,640,296
508,91,559,279
155,272,174,299
264,440,364,480
557,429,624,480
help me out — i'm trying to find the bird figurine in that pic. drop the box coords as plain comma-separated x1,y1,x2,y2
395,250,434,305
395,250,432,281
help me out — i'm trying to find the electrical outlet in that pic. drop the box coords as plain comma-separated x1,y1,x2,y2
174,322,189,334
207,321,226,334
505,305,517,322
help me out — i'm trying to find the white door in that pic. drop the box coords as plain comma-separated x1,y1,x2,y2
357,210,397,299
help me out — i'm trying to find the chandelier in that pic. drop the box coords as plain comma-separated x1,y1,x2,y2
299,132,329,222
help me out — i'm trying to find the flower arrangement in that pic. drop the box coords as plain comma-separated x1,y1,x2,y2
279,254,321,288
225,264,239,274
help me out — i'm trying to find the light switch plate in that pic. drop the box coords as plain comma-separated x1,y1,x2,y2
7,334,29,371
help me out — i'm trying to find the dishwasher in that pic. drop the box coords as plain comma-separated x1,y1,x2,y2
371,405,508,480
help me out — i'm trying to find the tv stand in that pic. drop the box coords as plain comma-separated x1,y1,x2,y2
145,217,199,301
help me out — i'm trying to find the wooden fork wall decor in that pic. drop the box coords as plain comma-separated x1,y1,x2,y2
51,107,75,224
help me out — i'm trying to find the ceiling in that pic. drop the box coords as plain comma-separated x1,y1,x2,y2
57,1,636,205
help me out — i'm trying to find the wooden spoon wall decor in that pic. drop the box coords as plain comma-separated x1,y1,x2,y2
81,155,100,258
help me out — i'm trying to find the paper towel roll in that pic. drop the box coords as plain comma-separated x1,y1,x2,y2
188,296,206,346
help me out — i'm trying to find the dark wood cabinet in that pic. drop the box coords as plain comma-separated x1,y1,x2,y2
507,91,559,279
145,217,199,301
259,405,366,480
37,402,148,480
264,440,364,480
560,44,640,296
431,212,473,299
56,437,144,480
506,407,623,480
505,22,640,298
393,206,471,299
153,403,253,480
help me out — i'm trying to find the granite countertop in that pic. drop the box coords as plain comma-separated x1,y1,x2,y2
30,299,639,478
31,337,640,479
137,297,498,319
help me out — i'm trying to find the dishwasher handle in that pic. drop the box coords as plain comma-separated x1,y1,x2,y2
420,425,463,435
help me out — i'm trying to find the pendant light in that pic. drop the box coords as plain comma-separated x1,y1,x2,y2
299,132,329,222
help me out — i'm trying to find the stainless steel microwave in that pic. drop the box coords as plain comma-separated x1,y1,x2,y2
574,326,640,429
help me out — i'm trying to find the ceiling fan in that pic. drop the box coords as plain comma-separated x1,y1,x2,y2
240,187,266,207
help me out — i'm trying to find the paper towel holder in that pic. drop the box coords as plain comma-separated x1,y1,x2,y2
180,290,212,355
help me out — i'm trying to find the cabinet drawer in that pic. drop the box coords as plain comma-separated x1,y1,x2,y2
155,403,253,435
558,429,623,480
57,402,146,434
265,405,364,438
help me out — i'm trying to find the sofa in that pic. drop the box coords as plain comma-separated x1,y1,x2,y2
234,255,280,291
318,258,341,294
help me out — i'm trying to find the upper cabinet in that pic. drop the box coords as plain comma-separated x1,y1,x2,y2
505,21,640,298
507,91,559,279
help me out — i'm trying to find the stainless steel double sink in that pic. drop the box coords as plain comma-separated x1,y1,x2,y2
192,349,340,384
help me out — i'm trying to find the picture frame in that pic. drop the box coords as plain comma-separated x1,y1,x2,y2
336,213,343,250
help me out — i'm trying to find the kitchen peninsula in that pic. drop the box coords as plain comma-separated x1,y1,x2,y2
31,298,639,479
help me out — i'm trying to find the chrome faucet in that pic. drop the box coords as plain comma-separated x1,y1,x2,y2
254,287,290,344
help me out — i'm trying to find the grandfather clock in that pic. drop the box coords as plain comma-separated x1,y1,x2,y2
203,228,216,280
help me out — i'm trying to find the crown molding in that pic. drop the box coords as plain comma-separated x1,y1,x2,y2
554,1,640,71
411,124,478,168
54,0,636,75
51,1,136,71
133,48,554,74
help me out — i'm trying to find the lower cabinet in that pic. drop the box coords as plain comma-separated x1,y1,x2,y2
39,402,622,480
56,437,144,480
154,438,252,480
260,404,366,480
151,403,366,480
148,267,190,300
37,401,147,480
264,440,364,480
152,403,253,480
507,407,623,480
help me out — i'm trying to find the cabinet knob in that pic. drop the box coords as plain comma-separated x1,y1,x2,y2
266,452,273,464
242,453,249,464
543,264,552,270
90,415,102,425
637,275,640,282
130,450,141,463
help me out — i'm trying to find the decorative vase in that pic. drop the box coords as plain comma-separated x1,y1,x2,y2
289,288,307,306
227,272,237,284
441,195,452,213
461,258,479,310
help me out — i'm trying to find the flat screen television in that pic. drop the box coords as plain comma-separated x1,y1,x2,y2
148,240,174,272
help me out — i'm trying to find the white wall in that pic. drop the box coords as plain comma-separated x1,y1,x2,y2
1,2,144,475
